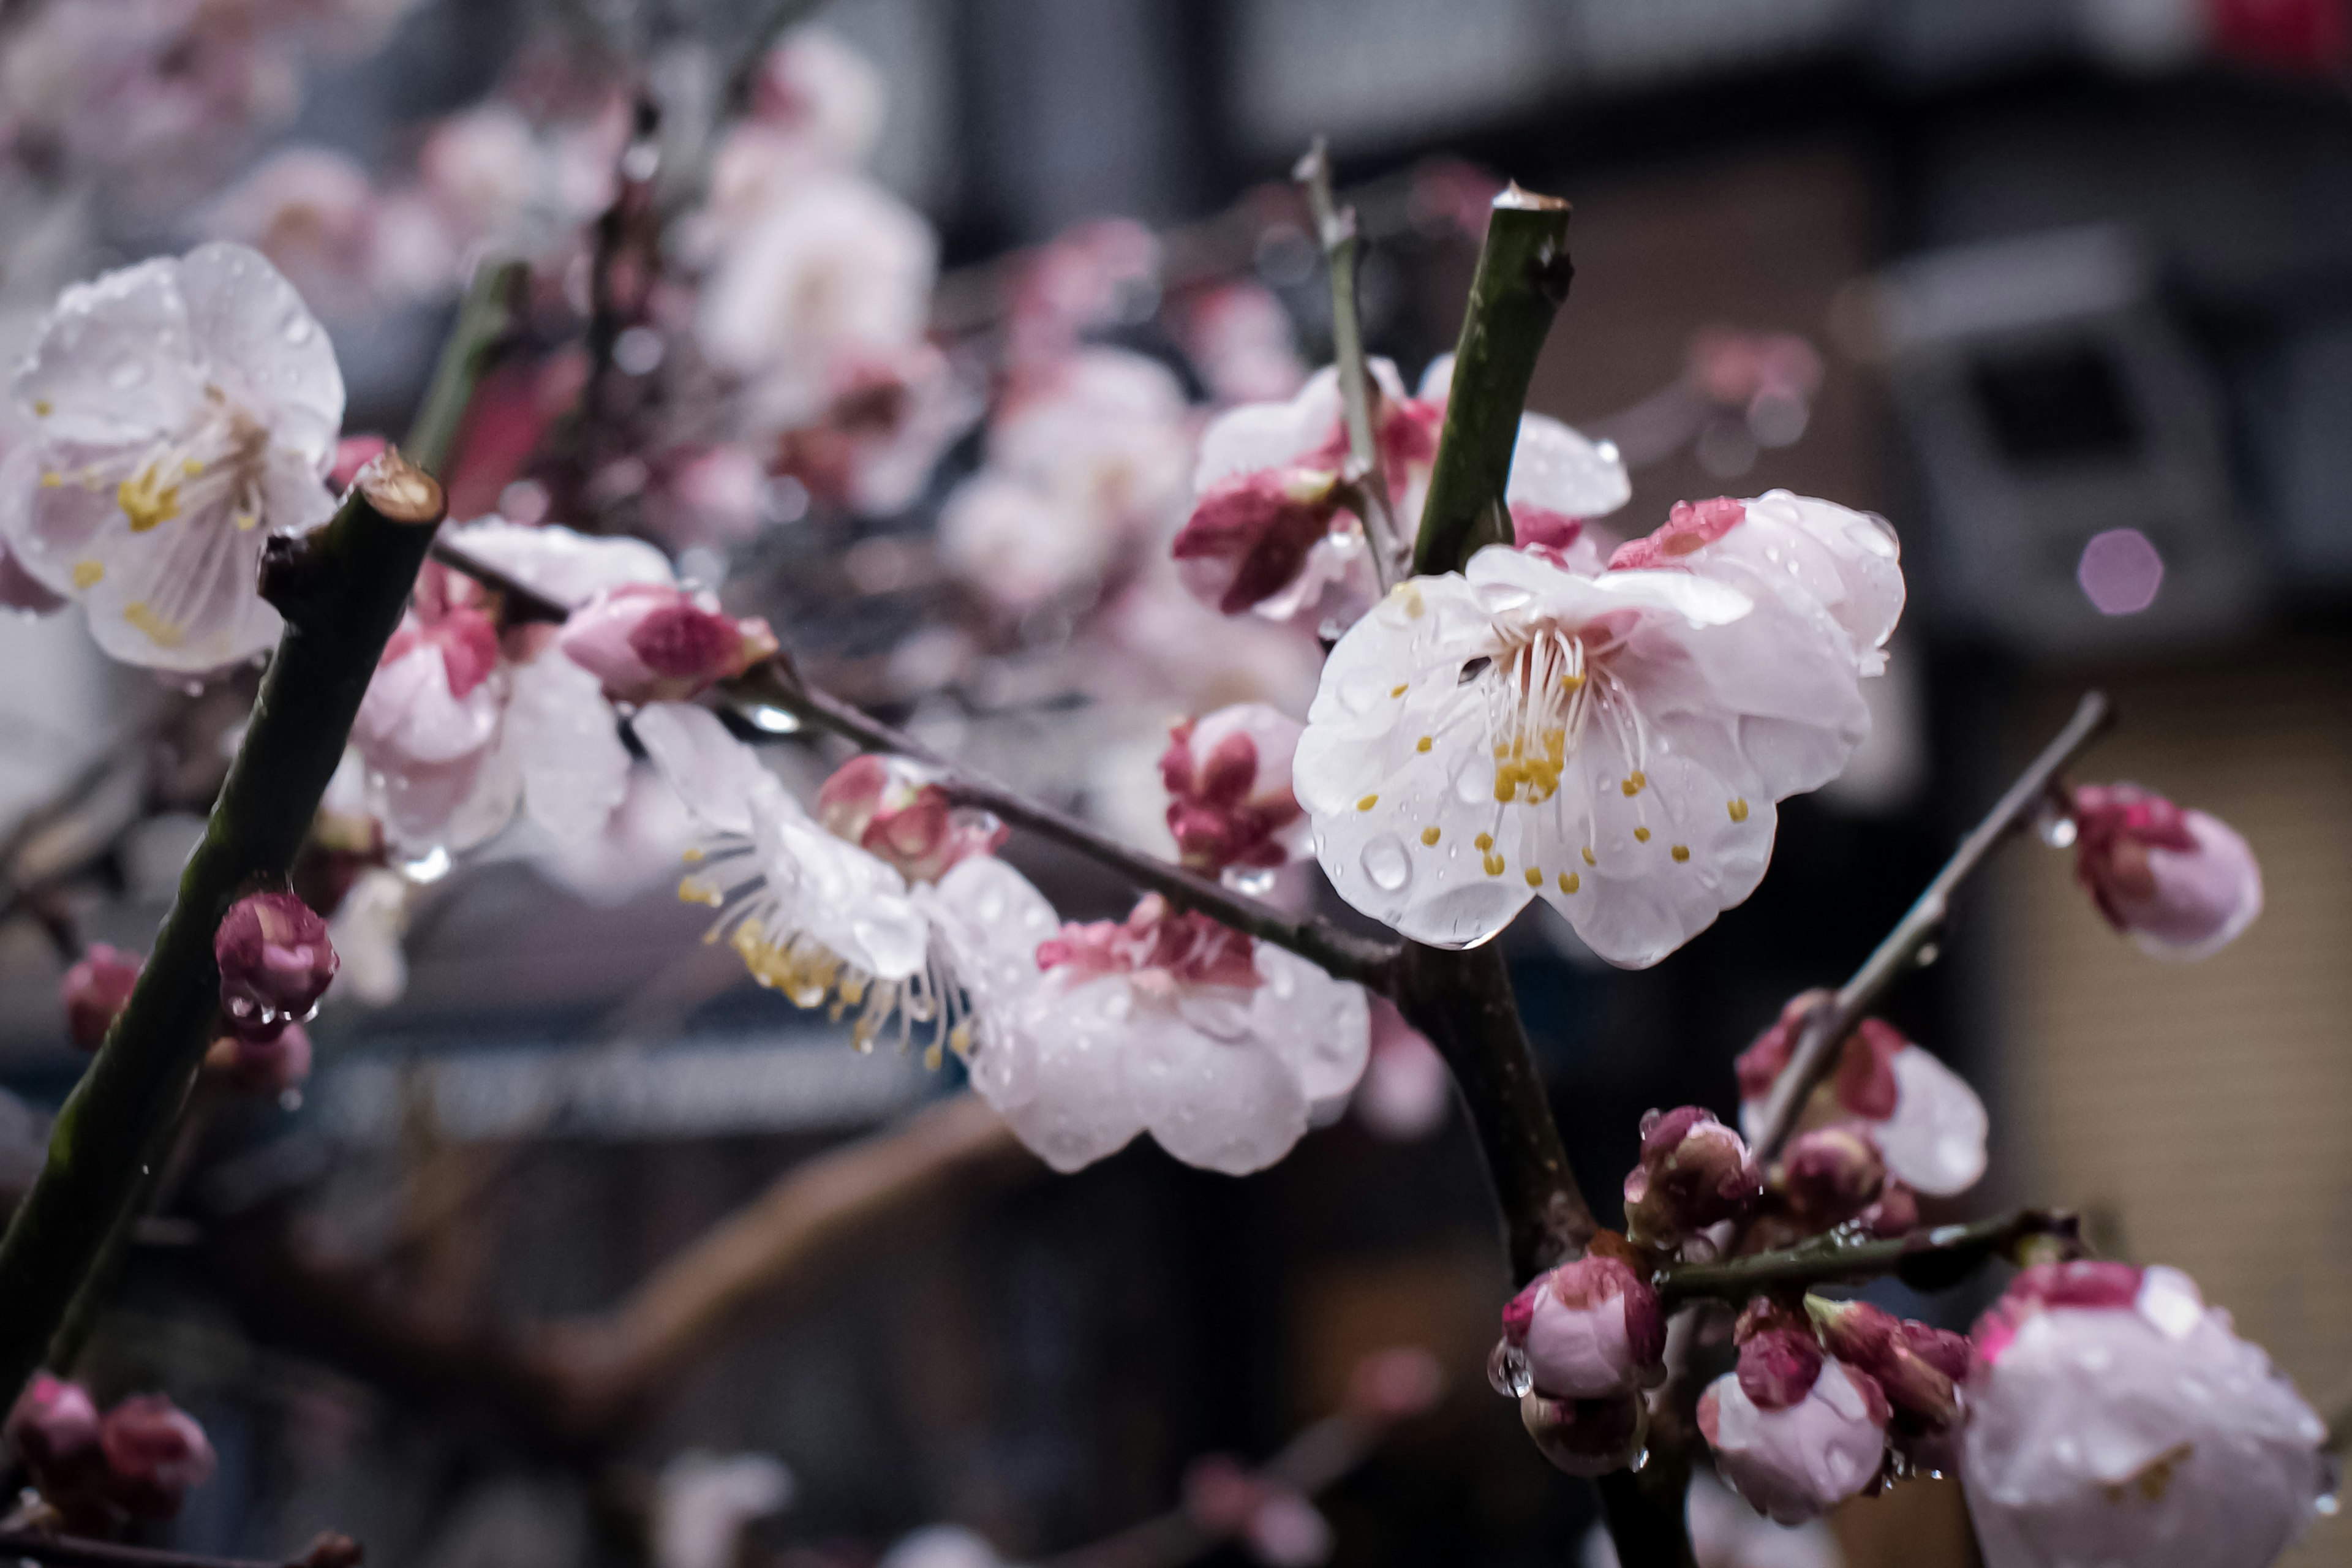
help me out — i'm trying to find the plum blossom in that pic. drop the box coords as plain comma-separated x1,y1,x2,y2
1496,1253,1667,1400
1806,1297,1967,1472
696,30,887,246
635,703,1054,1064
1963,1262,2329,1568
1735,999,1987,1198
214,889,336,1042
939,349,1195,614
0,243,342,672
1175,356,1628,626
351,520,673,853
2070,782,2263,959
9,1374,100,1474
416,97,627,262
62,944,141,1051
205,148,454,315
1159,703,1308,878
1580,1469,1845,1568
1169,281,1308,406
1623,1106,1763,1253
97,1393,216,1520
205,1020,312,1095
654,1452,795,1568
1520,1389,1648,1477
768,344,980,518
816,754,1007,884
1352,996,1451,1140
557,583,777,705
1294,526,1881,962
968,894,1368,1175
1701,1340,1889,1525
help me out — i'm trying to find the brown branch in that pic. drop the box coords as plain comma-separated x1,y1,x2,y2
1655,1208,2083,1313
0,1530,356,1568
1747,691,2116,1161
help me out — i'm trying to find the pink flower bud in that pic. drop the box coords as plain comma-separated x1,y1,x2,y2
1854,1180,1918,1239
816,755,1006,883
1807,1298,1962,1430
1353,997,1450,1142
214,891,337,1043
1699,1359,1890,1525
1160,704,1306,875
1520,1390,1648,1477
558,584,779,704
1622,1106,1763,1250
1171,467,1343,615
1733,989,1831,1104
205,1022,312,1095
1037,895,1261,990
381,600,501,699
61,944,141,1052
1737,1325,1826,1410
2071,782,2263,959
1771,1126,1885,1229
97,1395,216,1520
1499,1255,1667,1400
1969,1260,2145,1366
1608,496,1746,571
9,1374,100,1473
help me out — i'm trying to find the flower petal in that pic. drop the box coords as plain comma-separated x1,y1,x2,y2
1249,944,1370,1106
1875,1046,1988,1197
177,243,344,464
12,257,202,442
449,519,675,604
74,491,283,671
986,973,1147,1171
1126,1008,1311,1175
1506,412,1629,522
505,649,630,840
632,701,774,837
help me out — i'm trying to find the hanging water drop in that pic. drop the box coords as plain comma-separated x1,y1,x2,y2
1485,1338,1533,1398
1361,835,1411,892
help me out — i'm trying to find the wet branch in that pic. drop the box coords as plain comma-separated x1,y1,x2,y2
1747,692,2115,1161
1294,138,1404,590
1656,1208,2083,1312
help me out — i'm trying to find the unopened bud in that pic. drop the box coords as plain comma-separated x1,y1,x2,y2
559,584,778,704
1771,1125,1885,1229
9,1374,99,1473
1855,1180,1918,1239
817,754,1005,883
97,1394,216,1520
2071,782,2263,959
1698,1360,1889,1526
1499,1253,1666,1400
214,891,337,1042
61,944,141,1052
1736,1325,1825,1411
1170,467,1342,615
1520,1390,1647,1477
1806,1297,1962,1429
1623,1106,1762,1250
1160,704,1306,876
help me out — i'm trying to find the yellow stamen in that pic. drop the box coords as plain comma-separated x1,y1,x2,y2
1356,793,1379,811
1415,736,1432,753
116,464,181,533
71,561,102,589
233,511,257,531
1523,867,1542,887
679,874,723,907
39,472,60,489
1728,797,1750,823
1671,845,1690,862
1634,826,1651,843
1621,771,1647,797
1559,872,1580,893
1420,826,1441,846
1390,683,1408,698
682,846,705,863
31,399,51,417
1581,846,1596,865
121,601,179,647
1559,672,1584,690
1474,832,1494,851
181,458,204,477
1482,853,1506,876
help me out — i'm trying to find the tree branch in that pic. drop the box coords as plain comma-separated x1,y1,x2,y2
1655,1208,2083,1312
1747,692,2115,1161
1411,186,1574,576
0,1530,356,1568
1294,138,1403,590
0,263,518,1412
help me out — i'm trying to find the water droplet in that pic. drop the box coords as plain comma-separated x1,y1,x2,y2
2315,1493,2340,1518
1224,865,1276,896
1630,1448,1649,1472
1485,1340,1532,1398
2038,812,2078,848
402,845,453,883
1361,835,1411,891
282,314,314,345
746,705,801,734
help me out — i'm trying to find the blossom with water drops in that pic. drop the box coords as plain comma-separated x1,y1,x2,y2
1160,703,1309,879
1494,1252,1667,1401
2070,782,2263,960
214,891,336,1043
968,894,1368,1175
557,582,777,705
636,703,1053,1065
1962,1261,2330,1568
1700,1321,1890,1525
1294,519,1882,963
0,243,343,672
1735,1000,1988,1199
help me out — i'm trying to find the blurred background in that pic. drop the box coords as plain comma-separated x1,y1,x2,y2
1,0,2349,1564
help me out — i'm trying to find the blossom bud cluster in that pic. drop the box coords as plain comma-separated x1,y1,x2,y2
1492,1248,1667,1477
1159,703,1308,879
7,1377,216,1524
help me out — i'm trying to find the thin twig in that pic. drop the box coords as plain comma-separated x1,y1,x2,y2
0,1529,349,1568
1748,692,2116,1161
1294,138,1404,590
1655,1208,2082,1312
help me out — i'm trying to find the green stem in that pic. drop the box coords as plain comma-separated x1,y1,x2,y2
1294,138,1403,589
1411,186,1574,577
0,265,514,1410
1655,1209,2082,1312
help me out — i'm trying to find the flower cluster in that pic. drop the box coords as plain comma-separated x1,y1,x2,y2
7,1377,215,1526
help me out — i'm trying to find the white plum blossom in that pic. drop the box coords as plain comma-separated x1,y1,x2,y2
968,894,1370,1176
1701,1357,1890,1526
1294,518,1883,963
350,521,672,853
1964,1262,2330,1568
653,1452,794,1568
1736,1004,1987,1199
0,243,342,672
635,703,1055,1064
1580,1469,1845,1568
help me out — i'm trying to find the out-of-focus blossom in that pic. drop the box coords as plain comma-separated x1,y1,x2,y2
698,173,937,434
329,434,390,492
557,582,775,705
742,28,884,166
654,1451,794,1568
1701,1351,1888,1526
1521,1389,1648,1477
941,349,1194,614
2070,782,2263,960
769,344,979,518
878,1526,1008,1568
970,893,1368,1175
1006,218,1161,368
1171,466,1344,618
1170,280,1307,405
352,521,670,853
1352,995,1450,1141
204,148,456,315
635,445,771,551
1346,1345,1448,1421
1498,1254,1666,1401
9,1374,100,1474
214,889,336,1042
1964,1262,2328,1568
637,703,1056,1063
205,1019,312,1093
1622,1105,1763,1252
1769,1126,1886,1232
1735,999,1987,1199
325,867,409,1007
1295,523,1882,961
62,943,141,1051
417,97,625,260
816,754,1006,884
1182,1455,1334,1568
97,1394,216,1520
1583,1469,1848,1568
0,243,342,672
1159,703,1306,877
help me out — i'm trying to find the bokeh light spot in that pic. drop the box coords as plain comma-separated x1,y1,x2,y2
2077,527,2164,615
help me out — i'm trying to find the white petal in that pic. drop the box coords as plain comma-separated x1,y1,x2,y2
1193,368,1343,486
1506,413,1630,521
74,492,283,672
353,645,504,768
1126,1008,1310,1175
1249,944,1370,1106
1875,1046,1987,1197
632,702,771,837
766,817,926,980
506,650,630,840
448,518,675,603
258,444,338,538
12,257,203,442
923,856,1059,1027
1689,491,1904,677
986,973,1147,1171
177,242,344,464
